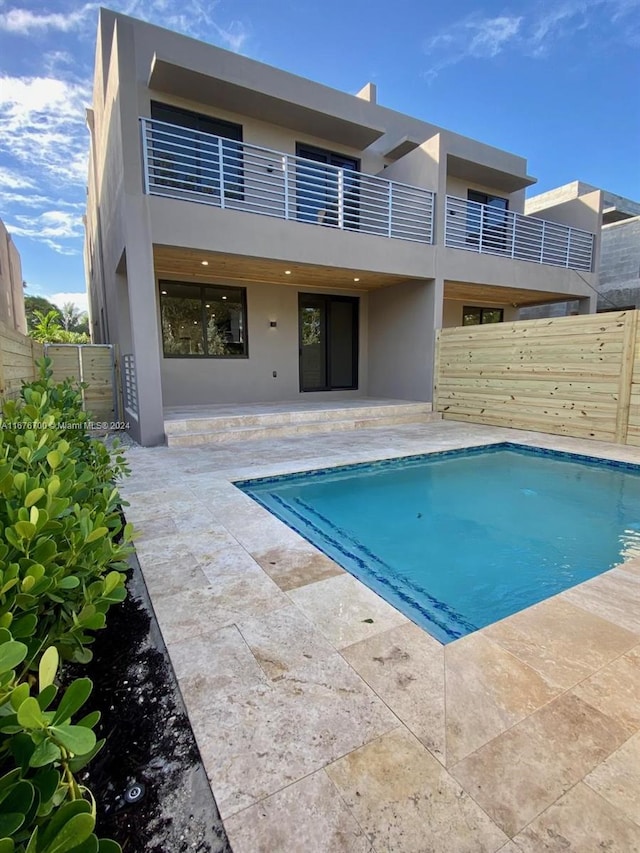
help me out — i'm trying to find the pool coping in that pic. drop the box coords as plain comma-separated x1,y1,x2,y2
120,422,640,852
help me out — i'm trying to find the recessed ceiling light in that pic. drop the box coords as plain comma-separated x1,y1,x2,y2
205,304,210,308
353,277,360,282
161,290,167,295
193,320,198,325
222,296,227,300
284,270,292,275
201,260,209,266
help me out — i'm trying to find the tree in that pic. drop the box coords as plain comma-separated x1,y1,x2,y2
60,302,90,336
60,301,80,331
24,295,61,332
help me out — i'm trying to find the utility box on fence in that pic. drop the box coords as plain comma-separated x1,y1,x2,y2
45,344,117,424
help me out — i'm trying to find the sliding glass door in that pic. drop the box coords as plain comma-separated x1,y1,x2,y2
299,294,359,391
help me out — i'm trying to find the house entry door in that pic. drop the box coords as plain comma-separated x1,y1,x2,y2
299,294,359,391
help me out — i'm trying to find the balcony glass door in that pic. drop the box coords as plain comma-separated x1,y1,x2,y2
299,294,358,391
295,144,359,228
467,190,509,253
149,102,243,200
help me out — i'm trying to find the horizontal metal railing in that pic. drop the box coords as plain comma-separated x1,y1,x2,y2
444,195,594,271
140,118,435,244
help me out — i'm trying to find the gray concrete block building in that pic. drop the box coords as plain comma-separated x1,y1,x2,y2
520,182,640,320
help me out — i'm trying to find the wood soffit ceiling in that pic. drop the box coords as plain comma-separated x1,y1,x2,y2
152,246,414,290
444,281,579,308
152,248,579,305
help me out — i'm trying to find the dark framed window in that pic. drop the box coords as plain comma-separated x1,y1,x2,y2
295,143,360,229
466,190,509,251
149,102,244,200
462,306,504,326
160,281,248,358
468,190,509,209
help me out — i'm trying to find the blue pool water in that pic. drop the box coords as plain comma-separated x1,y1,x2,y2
236,444,640,643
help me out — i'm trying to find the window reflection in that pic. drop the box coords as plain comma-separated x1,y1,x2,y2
160,281,248,357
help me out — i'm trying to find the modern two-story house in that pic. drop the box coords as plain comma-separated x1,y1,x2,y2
84,8,602,446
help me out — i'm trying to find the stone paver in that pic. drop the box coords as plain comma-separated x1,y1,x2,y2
444,631,561,765
342,622,446,763
450,692,628,837
584,731,640,826
287,573,408,648
505,782,640,851
224,770,371,853
483,595,639,689
121,420,640,851
326,727,508,852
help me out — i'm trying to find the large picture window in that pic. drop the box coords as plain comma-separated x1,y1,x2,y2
160,282,248,358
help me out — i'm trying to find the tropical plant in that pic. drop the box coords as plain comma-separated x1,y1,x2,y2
0,360,132,850
28,313,89,345
23,299,61,334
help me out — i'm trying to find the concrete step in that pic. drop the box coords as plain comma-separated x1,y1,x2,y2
164,401,433,436
165,407,441,448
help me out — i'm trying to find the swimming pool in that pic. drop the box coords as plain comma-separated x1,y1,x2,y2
236,443,640,643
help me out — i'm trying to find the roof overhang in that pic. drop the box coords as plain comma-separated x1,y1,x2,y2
382,135,422,161
447,154,536,194
148,57,386,150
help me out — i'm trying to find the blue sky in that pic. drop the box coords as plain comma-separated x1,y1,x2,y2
0,0,638,313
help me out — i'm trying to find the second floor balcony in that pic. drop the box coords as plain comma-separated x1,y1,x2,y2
445,195,595,272
141,118,435,244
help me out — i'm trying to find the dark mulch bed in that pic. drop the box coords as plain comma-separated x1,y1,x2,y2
72,555,232,852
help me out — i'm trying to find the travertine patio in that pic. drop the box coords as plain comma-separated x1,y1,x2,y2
120,420,640,852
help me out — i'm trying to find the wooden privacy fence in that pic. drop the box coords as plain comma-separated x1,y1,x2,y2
0,320,43,400
0,323,118,424
434,310,640,445
45,345,117,423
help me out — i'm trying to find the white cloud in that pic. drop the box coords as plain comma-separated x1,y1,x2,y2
468,16,523,58
211,20,249,53
120,0,251,52
2,192,83,208
0,165,35,189
424,14,523,80
6,210,84,254
0,75,90,186
0,4,95,34
0,2,250,51
49,291,89,314
423,0,640,79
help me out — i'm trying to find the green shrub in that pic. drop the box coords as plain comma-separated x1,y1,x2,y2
0,360,133,851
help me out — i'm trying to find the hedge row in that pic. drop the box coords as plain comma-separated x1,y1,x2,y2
0,360,134,852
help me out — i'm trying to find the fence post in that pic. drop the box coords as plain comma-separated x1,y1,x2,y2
433,328,441,413
30,339,39,380
616,310,638,444
0,330,5,401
